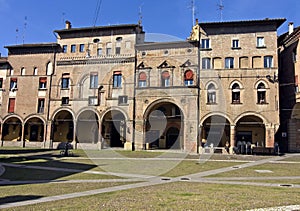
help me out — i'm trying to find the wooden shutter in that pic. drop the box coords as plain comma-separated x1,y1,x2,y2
8,98,15,113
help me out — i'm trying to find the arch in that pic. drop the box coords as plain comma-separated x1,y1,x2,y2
229,80,243,89
101,109,127,148
200,112,234,126
201,115,231,147
2,116,23,141
143,100,184,150
235,114,266,147
76,109,99,144
51,110,74,142
205,81,219,90
254,80,269,89
24,117,45,142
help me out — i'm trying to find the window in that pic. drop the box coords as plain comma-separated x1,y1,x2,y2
62,97,69,105
252,56,262,68
201,39,210,49
0,78,3,89
61,73,70,89
202,58,211,69
21,67,26,76
10,78,17,91
90,73,98,89
62,45,67,53
33,67,38,75
239,57,249,69
225,57,234,69
184,70,194,86
118,96,128,105
71,44,76,53
161,71,170,87
264,56,273,68
39,77,47,89
232,39,240,48
213,57,222,69
88,96,98,106
8,98,15,113
257,83,266,104
116,37,122,55
232,83,240,103
97,48,102,56
46,62,53,75
138,72,147,87
106,43,112,55
257,37,265,48
113,71,122,88
207,84,216,104
79,44,85,52
295,75,299,93
37,98,45,113
9,69,14,76
125,41,131,49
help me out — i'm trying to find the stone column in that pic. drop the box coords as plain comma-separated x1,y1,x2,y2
21,123,25,148
229,125,236,154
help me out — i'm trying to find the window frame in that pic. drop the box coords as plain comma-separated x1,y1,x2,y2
90,73,98,89
79,44,85,52
257,83,267,104
10,78,18,91
264,56,273,68
225,57,234,69
202,58,211,69
62,45,67,53
37,98,45,113
61,97,70,105
88,96,98,106
39,77,47,90
201,39,210,49
113,72,122,88
232,39,240,49
231,83,241,104
257,37,265,48
71,44,76,53
207,84,217,104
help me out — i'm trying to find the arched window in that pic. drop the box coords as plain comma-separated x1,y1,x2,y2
213,57,222,69
207,84,216,104
21,67,26,76
239,57,249,69
139,72,147,87
252,56,262,68
161,71,170,87
232,83,240,103
184,70,194,86
106,42,112,55
257,82,266,104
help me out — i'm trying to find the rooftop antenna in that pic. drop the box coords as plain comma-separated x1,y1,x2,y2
22,16,27,44
16,28,19,44
138,3,144,26
189,0,196,26
62,12,66,27
217,0,224,21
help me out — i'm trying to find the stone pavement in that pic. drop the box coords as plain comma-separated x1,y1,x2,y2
0,153,299,210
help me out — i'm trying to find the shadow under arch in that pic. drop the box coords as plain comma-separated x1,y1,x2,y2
143,99,184,150
76,109,100,144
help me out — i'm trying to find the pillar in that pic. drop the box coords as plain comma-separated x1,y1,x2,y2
229,125,236,154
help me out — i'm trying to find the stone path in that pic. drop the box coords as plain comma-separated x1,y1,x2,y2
0,153,299,210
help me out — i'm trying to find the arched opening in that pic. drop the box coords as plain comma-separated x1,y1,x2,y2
3,117,22,141
101,110,126,148
24,117,44,142
144,102,183,150
52,110,74,143
202,115,230,147
76,110,99,144
236,115,265,147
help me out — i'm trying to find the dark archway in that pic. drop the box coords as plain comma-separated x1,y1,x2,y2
76,110,99,144
52,110,74,142
3,117,22,141
101,110,126,148
202,115,230,147
236,115,265,147
144,102,183,150
24,117,44,142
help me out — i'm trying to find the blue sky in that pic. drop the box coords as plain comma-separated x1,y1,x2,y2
0,0,299,56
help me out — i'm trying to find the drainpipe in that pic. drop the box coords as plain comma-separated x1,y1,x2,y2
196,21,201,153
44,44,57,149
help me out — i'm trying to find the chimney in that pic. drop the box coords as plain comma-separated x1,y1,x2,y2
65,20,72,29
289,22,294,35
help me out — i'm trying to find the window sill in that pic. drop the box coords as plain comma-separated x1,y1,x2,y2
61,88,70,90
231,47,241,50
61,104,71,106
232,102,242,105
257,46,266,49
207,103,217,105
9,89,18,92
38,88,47,91
257,102,268,105
200,48,212,51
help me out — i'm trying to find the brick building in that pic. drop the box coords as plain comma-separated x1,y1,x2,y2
278,22,300,152
0,18,286,153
